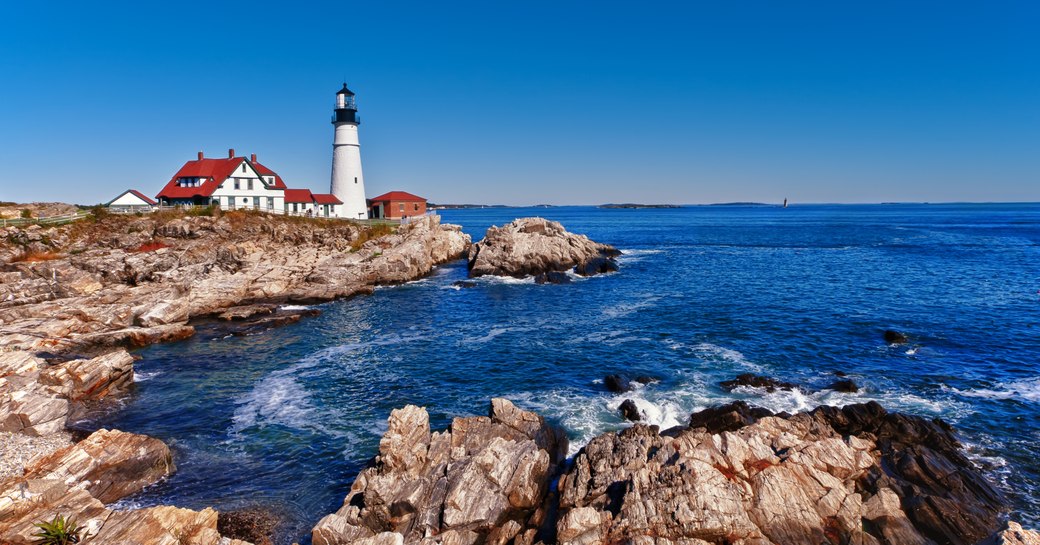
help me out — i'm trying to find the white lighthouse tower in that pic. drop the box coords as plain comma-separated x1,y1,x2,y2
330,83,368,219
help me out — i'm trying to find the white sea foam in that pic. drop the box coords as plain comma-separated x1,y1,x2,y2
230,333,432,438
615,249,663,264
279,305,313,311
692,343,764,372
133,370,161,382
946,377,1040,403
603,296,661,319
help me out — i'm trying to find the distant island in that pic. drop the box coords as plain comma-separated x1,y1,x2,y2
598,203,682,209
705,202,772,206
428,203,510,209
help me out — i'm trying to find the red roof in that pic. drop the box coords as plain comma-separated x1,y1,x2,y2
155,157,245,200
252,161,288,189
284,188,315,203
128,188,158,202
156,156,290,200
369,191,425,202
312,193,343,205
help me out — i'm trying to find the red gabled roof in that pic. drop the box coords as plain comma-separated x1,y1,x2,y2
312,193,343,205
369,191,425,202
127,189,158,205
156,157,244,200
284,188,315,203
252,161,288,189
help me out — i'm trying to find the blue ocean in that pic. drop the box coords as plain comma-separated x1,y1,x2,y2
85,204,1040,543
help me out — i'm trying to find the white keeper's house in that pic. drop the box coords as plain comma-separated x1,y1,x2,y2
154,149,345,218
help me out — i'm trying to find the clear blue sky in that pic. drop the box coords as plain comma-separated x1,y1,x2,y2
1,1,1037,205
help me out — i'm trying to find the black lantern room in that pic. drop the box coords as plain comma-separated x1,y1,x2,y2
333,83,359,124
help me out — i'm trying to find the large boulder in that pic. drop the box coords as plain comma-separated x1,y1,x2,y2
468,218,619,279
556,401,1009,545
312,398,568,545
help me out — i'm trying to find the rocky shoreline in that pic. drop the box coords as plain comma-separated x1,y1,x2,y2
311,398,1038,545
0,209,471,544
1,210,1037,545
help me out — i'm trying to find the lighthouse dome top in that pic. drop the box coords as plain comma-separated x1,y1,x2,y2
336,83,355,97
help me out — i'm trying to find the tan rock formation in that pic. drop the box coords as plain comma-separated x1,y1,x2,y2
0,428,251,544
311,398,568,545
467,217,619,279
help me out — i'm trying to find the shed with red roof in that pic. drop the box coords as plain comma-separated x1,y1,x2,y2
368,191,427,219
107,189,158,212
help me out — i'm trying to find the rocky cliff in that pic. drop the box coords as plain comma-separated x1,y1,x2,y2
1,210,470,355
0,209,471,544
313,399,1037,545
467,217,619,279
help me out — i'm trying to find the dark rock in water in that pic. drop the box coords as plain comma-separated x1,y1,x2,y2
534,271,571,284
574,256,619,276
218,508,279,545
688,400,774,433
632,375,660,385
452,280,477,288
884,329,909,344
599,247,623,258
619,399,641,422
604,374,633,393
719,373,798,392
829,378,859,393
833,370,848,377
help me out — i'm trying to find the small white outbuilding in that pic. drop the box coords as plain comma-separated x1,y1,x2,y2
107,189,157,213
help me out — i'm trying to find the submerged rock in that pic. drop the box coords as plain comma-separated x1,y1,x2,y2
719,373,798,392
828,378,859,393
534,271,571,284
452,280,478,288
604,374,632,393
884,329,909,344
467,217,619,279
311,398,568,545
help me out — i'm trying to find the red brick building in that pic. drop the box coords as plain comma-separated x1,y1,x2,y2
368,191,427,220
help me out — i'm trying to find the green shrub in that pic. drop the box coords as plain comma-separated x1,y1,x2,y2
20,209,32,219
32,514,82,544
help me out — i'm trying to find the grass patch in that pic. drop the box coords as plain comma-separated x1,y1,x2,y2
351,222,394,251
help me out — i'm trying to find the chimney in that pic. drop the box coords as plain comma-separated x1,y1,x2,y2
250,153,257,163
228,148,235,159
197,151,204,160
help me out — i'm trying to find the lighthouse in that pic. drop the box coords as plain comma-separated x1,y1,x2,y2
329,83,368,219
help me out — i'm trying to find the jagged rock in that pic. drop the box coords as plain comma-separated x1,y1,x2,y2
719,373,798,392
573,257,618,277
0,375,69,435
217,304,277,321
618,399,640,422
0,428,249,545
557,401,1008,545
883,329,909,344
38,350,134,401
980,522,1040,545
534,271,571,284
452,280,477,289
311,398,567,545
21,428,173,503
687,400,774,434
0,351,43,377
467,217,619,279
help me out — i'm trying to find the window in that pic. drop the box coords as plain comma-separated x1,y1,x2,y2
266,197,273,210
399,203,404,211
354,177,358,184
241,164,246,173
234,180,240,190
414,203,419,211
247,180,253,190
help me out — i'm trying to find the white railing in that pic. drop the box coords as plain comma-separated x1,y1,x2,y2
0,210,91,227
